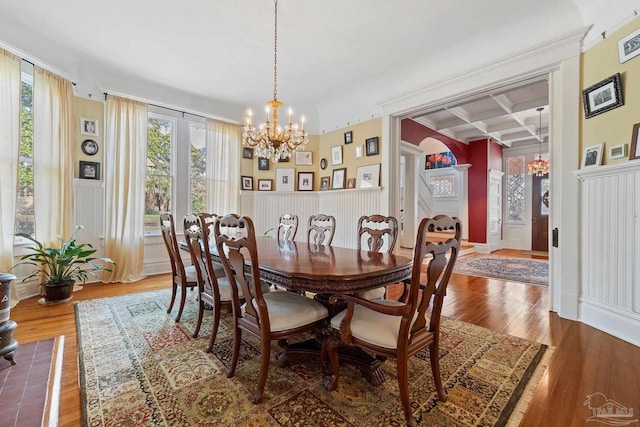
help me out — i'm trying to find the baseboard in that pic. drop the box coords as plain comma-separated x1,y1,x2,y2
579,299,640,347
43,335,64,427
471,243,491,253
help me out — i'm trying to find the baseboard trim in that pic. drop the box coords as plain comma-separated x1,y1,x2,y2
43,335,64,427
579,300,640,347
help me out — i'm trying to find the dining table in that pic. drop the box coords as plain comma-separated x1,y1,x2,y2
181,236,414,386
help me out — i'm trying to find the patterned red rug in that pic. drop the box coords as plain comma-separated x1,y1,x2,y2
453,253,549,286
76,289,553,426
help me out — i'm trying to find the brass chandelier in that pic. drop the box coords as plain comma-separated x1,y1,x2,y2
527,107,549,176
242,0,308,162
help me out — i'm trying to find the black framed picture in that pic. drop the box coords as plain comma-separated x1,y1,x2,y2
344,130,353,144
582,73,624,119
81,139,99,156
241,175,253,190
365,137,379,156
331,168,346,190
243,147,254,159
79,161,100,180
258,157,269,170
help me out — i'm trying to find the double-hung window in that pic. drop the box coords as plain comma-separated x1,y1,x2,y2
144,114,175,234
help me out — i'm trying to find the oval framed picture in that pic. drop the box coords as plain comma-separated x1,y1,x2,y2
320,158,327,170
81,139,99,156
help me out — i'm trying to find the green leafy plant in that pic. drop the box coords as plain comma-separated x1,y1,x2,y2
13,225,115,286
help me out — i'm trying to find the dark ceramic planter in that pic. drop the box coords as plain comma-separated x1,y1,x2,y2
42,279,75,304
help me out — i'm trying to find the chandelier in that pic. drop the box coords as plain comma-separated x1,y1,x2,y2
242,0,308,162
527,107,549,176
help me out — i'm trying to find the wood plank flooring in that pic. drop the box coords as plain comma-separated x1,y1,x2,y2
9,251,640,426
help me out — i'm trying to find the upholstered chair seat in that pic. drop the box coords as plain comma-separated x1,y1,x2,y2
244,291,328,332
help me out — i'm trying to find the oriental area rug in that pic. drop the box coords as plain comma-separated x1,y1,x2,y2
76,289,553,426
453,253,549,286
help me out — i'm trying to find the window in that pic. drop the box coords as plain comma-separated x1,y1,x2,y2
144,115,174,234
189,124,206,213
505,156,525,222
16,63,34,237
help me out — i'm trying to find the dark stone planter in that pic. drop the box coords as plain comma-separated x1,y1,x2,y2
41,279,75,304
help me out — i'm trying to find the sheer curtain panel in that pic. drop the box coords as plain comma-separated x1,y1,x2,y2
103,95,148,283
0,49,21,306
33,67,75,248
206,119,241,215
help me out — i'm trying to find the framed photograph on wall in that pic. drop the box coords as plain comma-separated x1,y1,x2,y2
581,143,604,169
331,145,343,165
365,137,379,155
582,73,623,119
356,163,381,188
347,178,356,189
629,122,640,160
258,179,273,191
297,172,314,191
79,161,100,180
618,27,640,63
81,139,99,156
258,157,270,170
320,176,330,191
243,147,254,159
276,168,295,191
241,175,253,190
344,130,353,144
331,168,346,190
295,151,312,165
80,118,98,136
608,143,627,160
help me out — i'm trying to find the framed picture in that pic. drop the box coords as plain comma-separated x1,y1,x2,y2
355,145,363,159
81,139,99,156
79,161,100,180
609,143,627,160
258,179,273,191
344,130,353,144
243,147,254,159
241,175,253,190
365,137,379,155
582,143,604,169
276,168,295,191
320,176,330,191
331,168,346,190
356,163,381,188
331,145,343,165
295,151,312,165
582,73,623,119
320,158,328,170
618,27,640,63
258,157,270,170
297,172,314,191
80,118,98,136
347,178,356,189
630,122,640,160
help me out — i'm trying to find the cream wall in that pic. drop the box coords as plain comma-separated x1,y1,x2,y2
582,17,640,165
74,96,104,178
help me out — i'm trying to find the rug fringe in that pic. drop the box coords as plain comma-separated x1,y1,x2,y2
506,346,556,426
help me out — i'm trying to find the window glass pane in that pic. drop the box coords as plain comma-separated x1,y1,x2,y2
16,73,34,236
505,156,525,222
189,125,206,213
144,117,173,233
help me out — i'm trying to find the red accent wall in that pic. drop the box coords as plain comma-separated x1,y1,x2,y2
489,139,503,171
400,119,468,164
467,139,489,243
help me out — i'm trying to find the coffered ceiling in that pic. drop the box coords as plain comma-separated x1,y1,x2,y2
409,78,549,148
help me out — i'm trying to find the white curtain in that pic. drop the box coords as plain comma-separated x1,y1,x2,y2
103,95,148,283
0,49,21,306
33,67,75,247
206,119,241,215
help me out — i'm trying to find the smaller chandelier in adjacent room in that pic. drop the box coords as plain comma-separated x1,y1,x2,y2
527,107,549,176
242,0,308,162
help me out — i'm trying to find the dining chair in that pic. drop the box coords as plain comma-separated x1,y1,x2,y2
160,212,198,322
307,214,336,246
354,214,399,300
322,215,462,427
183,214,241,349
277,213,299,242
213,214,329,404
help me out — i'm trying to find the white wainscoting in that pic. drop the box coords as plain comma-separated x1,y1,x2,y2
576,160,640,346
240,187,384,249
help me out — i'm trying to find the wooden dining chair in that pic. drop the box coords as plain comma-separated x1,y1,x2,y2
183,214,241,349
277,213,299,242
307,214,336,246
213,214,329,404
160,212,198,322
322,215,462,427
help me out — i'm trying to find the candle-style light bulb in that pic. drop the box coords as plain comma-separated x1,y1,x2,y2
301,116,305,131
247,109,253,126
288,108,293,125
265,106,270,122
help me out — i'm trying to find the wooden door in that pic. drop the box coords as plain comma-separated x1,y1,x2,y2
531,174,549,252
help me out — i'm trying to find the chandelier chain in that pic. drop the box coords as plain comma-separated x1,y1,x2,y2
273,0,278,101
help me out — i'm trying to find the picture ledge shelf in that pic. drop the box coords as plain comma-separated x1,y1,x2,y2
575,159,640,180
243,186,384,195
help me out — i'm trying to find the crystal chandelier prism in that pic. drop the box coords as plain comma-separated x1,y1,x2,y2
527,107,549,176
242,0,308,162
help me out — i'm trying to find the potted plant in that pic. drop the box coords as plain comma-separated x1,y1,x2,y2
12,225,115,304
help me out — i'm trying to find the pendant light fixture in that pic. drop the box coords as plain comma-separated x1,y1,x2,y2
527,107,549,176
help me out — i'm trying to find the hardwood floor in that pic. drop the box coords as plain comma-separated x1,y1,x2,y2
9,259,640,426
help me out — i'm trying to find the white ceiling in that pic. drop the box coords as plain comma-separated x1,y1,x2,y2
0,0,636,134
